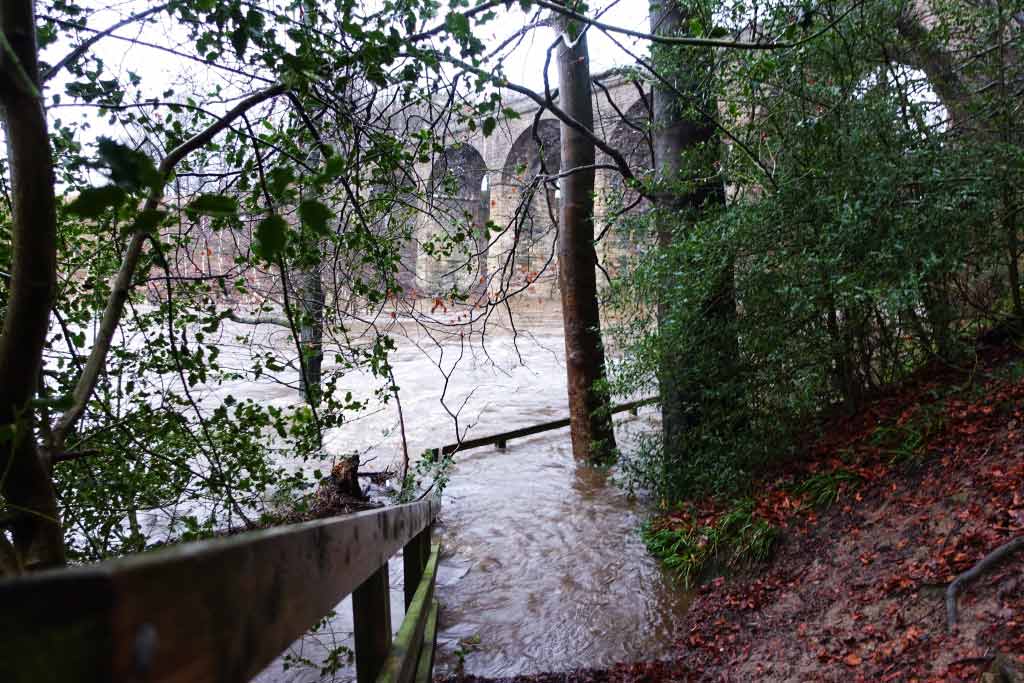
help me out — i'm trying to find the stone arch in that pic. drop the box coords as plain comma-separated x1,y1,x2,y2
607,94,654,201
422,143,490,294
500,119,561,278
597,94,653,275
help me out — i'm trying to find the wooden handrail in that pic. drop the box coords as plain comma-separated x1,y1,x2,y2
433,397,657,456
0,498,440,683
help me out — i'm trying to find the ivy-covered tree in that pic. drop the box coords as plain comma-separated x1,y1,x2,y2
609,0,1024,500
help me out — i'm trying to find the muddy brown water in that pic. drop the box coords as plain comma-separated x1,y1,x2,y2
241,328,691,681
432,427,692,676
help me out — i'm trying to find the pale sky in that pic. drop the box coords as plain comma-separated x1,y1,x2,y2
31,0,648,190
41,0,651,112
493,0,650,90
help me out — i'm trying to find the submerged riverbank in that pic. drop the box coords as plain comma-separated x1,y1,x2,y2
448,340,1024,682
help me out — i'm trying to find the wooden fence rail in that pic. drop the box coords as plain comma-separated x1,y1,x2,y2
0,498,440,683
432,397,657,456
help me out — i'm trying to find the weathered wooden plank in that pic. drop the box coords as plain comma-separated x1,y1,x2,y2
0,499,437,683
434,397,656,455
413,599,440,683
353,563,392,683
377,544,440,683
402,525,431,610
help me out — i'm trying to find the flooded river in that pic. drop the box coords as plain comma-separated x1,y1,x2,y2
433,426,691,676
250,324,690,681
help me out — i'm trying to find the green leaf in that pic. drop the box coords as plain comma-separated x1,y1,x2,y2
66,185,126,217
323,155,345,179
230,26,249,58
96,138,161,192
298,199,332,235
444,12,470,38
253,214,288,261
186,194,238,217
123,208,168,236
268,166,295,197
482,116,496,137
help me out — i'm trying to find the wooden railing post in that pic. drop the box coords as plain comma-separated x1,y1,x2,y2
403,524,431,609
353,563,392,683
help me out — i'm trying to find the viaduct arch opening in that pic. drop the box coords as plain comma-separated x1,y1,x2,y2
424,144,490,294
501,119,561,281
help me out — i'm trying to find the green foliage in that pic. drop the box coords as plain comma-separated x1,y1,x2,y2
0,0,507,571
95,137,161,192
394,450,455,504
185,194,239,217
253,213,289,261
870,404,946,466
66,185,127,217
281,610,355,678
298,199,332,235
609,0,1024,503
643,499,778,588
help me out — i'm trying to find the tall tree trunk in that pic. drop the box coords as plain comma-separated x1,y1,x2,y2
0,0,65,570
554,10,617,462
650,0,734,455
295,71,324,402
298,262,324,401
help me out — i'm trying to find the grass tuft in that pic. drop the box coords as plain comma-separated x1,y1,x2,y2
792,468,864,508
644,499,778,588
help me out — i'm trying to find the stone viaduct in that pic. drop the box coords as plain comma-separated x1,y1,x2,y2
402,71,653,303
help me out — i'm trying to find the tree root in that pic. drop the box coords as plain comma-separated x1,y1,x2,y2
947,536,1024,631
982,654,1024,683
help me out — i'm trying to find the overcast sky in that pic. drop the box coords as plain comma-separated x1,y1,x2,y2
492,0,650,90
42,0,650,103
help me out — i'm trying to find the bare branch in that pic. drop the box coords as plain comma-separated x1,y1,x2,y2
532,0,862,50
42,4,170,83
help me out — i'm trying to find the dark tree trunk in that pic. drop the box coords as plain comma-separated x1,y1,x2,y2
297,136,324,403
650,0,734,455
555,11,617,462
298,262,324,402
0,0,65,569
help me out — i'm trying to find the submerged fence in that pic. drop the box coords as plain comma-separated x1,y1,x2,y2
431,397,656,456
